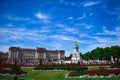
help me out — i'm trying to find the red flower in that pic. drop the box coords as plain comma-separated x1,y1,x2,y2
0,70,9,74
84,70,98,75
106,69,120,75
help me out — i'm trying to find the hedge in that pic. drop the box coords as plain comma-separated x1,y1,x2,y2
34,65,87,71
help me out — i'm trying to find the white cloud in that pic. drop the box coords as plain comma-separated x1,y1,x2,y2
35,13,48,19
84,26,120,53
67,17,74,20
90,13,93,16
77,40,89,44
97,26,120,36
82,1,99,7
84,43,108,53
50,42,63,50
79,34,90,38
100,4,120,20
0,46,9,52
91,37,119,49
55,24,65,28
64,27,78,34
55,23,78,34
93,37,112,43
6,15,30,21
0,27,48,42
77,14,86,20
80,23,93,29
80,26,120,53
50,35,74,41
39,27,52,33
95,31,119,45
82,37,119,53
103,28,116,35
35,12,51,23
59,0,81,7
50,34,89,44
115,26,120,36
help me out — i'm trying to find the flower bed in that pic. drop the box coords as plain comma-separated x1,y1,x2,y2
106,69,120,75
0,65,27,75
0,64,14,67
84,70,98,75
0,69,9,74
66,74,120,78
68,69,120,77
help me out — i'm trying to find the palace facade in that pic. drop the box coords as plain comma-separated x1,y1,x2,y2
8,47,65,64
0,52,8,64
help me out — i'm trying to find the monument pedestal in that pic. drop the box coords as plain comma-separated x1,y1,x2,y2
71,40,82,63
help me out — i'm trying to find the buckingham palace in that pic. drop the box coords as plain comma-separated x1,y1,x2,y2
8,47,65,64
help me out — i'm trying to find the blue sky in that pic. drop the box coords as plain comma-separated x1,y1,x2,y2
0,0,120,56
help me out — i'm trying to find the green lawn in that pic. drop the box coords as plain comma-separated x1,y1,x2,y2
0,68,120,80
88,66,110,70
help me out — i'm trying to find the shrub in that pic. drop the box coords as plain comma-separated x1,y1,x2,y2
111,64,120,68
35,65,87,71
0,65,27,75
68,71,84,77
11,66,21,72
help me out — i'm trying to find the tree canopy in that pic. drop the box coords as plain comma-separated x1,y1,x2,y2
82,45,120,60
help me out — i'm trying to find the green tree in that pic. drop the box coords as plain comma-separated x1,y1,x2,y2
65,53,72,60
82,45,120,60
39,59,42,66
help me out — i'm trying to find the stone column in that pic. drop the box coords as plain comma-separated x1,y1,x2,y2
16,51,18,59
43,52,46,63
35,51,38,62
51,58,53,63
58,51,61,63
12,52,14,62
8,51,11,58
8,50,12,62
43,52,46,59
